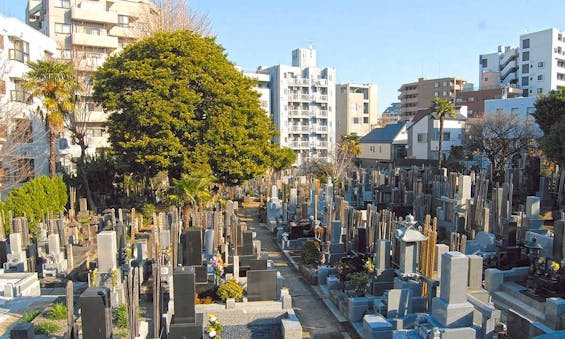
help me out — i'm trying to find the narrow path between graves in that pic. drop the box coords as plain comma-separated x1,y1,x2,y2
239,203,356,339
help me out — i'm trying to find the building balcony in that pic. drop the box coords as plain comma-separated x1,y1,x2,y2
288,78,309,86
288,125,310,133
316,141,328,148
109,26,137,39
72,32,119,49
289,141,309,149
288,94,310,102
288,110,310,118
313,94,328,102
314,79,328,87
313,110,328,117
71,6,118,25
315,126,328,134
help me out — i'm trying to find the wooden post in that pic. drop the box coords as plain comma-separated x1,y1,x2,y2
66,280,74,336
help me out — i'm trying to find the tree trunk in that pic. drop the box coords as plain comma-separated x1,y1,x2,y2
76,140,97,212
182,204,191,229
438,117,445,169
48,125,57,178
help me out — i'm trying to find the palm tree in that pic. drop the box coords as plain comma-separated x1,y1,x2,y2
171,170,216,229
24,60,78,177
428,97,456,169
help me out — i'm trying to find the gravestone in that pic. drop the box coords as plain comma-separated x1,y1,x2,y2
80,287,112,339
431,252,474,328
4,232,27,272
169,266,203,338
386,289,412,318
240,231,254,256
204,229,215,257
249,258,268,271
97,231,117,273
181,230,202,266
247,269,278,301
10,323,34,339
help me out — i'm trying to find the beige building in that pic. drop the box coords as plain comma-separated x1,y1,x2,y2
398,77,466,121
335,83,378,138
26,0,157,171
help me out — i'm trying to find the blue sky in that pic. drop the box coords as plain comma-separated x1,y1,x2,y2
2,0,565,110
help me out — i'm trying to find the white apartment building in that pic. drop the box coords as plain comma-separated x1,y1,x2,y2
480,28,565,97
0,14,58,192
261,48,336,166
335,83,378,138
479,46,519,89
381,103,400,123
243,71,271,117
26,0,157,171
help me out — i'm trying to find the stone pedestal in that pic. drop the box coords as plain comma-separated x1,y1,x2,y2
363,314,393,339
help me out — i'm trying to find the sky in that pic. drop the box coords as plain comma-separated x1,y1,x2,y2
2,0,565,110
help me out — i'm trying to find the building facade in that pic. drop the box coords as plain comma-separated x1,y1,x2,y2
381,102,400,123
0,14,58,193
261,48,336,166
480,28,565,97
26,0,157,171
358,122,407,166
244,70,271,117
398,77,467,121
457,86,522,117
335,83,378,138
406,107,467,161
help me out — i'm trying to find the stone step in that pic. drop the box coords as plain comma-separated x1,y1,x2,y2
493,290,546,323
499,282,545,314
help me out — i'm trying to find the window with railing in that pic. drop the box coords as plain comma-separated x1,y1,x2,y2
58,49,72,60
118,15,129,28
13,118,33,143
55,23,71,34
55,0,70,8
9,39,29,63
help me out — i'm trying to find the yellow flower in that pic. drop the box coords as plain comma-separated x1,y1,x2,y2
551,261,560,272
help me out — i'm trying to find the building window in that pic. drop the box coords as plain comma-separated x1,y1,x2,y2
538,61,544,68
442,81,448,86
442,91,447,96
522,39,530,49
118,15,129,28
369,146,375,153
434,91,438,97
434,82,439,88
480,58,487,68
84,26,101,36
363,117,369,124
10,81,27,103
522,64,529,74
14,118,33,143
353,117,359,124
521,76,529,86
522,51,529,61
54,0,70,8
55,23,71,34
537,88,543,94
443,132,450,141
58,49,72,60
538,74,543,81
8,39,29,63
496,108,504,113
417,133,426,143
511,108,519,113
522,89,529,97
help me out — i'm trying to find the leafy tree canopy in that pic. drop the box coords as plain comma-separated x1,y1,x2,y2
94,30,282,186
533,89,565,167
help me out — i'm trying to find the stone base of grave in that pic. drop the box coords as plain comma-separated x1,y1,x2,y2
347,297,370,322
393,277,422,296
431,297,474,328
169,313,203,339
436,326,480,339
363,314,393,339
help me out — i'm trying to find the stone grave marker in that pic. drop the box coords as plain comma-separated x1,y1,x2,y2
169,266,203,338
247,269,278,301
80,287,112,339
97,231,117,273
181,229,202,266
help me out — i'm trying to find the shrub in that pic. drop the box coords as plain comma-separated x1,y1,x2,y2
35,322,60,335
346,272,369,296
302,239,321,266
141,203,156,223
47,302,67,320
216,279,243,301
114,304,128,329
195,293,213,304
22,309,40,323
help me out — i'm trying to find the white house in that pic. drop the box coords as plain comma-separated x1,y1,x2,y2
0,14,57,195
406,106,467,161
358,122,407,167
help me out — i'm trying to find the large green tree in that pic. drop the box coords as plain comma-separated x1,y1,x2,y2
428,97,456,169
533,89,565,167
24,60,78,177
94,30,283,186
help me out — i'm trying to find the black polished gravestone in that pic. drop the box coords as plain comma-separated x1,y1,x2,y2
80,287,112,339
246,269,278,301
239,231,254,255
181,230,202,266
169,266,203,338
10,323,34,339
249,259,268,271
356,227,367,253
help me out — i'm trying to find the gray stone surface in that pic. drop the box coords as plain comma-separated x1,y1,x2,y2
375,240,391,273
247,269,278,301
440,252,468,304
363,314,393,339
467,255,483,290
347,297,369,322
386,289,412,318
431,297,474,328
96,231,117,273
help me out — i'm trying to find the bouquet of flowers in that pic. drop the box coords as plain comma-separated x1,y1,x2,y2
207,313,223,338
210,255,226,284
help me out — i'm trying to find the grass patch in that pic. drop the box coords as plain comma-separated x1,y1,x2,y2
114,304,128,329
47,302,67,320
22,309,40,323
35,322,60,335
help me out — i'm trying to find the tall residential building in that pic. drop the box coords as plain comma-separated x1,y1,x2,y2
244,70,271,117
335,83,378,138
397,77,466,121
261,48,336,166
479,46,519,89
381,102,400,123
0,14,58,193
26,0,157,171
480,28,565,97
